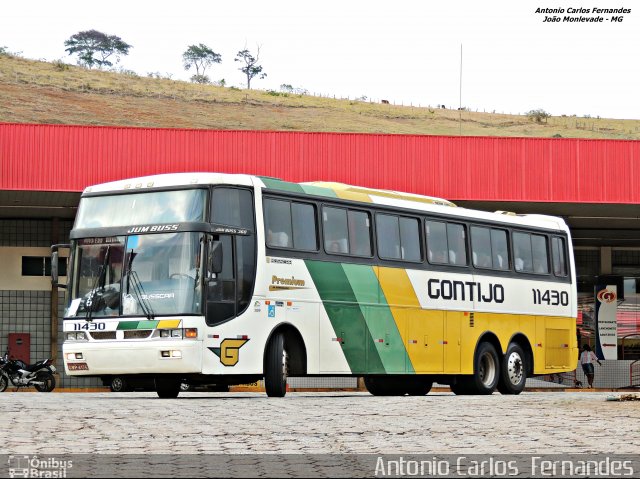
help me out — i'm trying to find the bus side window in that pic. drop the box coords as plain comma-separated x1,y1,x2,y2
471,226,492,268
491,229,509,270
513,232,533,273
323,207,349,254
348,210,372,257
377,214,401,260
447,223,467,266
426,220,448,264
531,234,549,274
264,199,293,248
552,236,568,277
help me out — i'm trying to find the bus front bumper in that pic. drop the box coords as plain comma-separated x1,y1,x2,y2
62,340,203,376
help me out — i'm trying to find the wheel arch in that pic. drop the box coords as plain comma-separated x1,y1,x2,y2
475,331,503,362
264,323,307,376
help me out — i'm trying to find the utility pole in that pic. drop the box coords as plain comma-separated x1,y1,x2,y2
459,44,463,136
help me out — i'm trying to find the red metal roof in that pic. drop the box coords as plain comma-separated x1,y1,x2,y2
1,122,638,204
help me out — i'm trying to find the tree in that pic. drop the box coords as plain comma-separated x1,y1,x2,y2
526,108,551,124
235,47,267,89
64,30,131,69
182,44,222,82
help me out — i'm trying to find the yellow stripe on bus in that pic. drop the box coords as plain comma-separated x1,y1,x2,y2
157,320,181,329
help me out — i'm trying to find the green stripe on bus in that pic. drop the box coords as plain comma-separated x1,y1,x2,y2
259,177,305,193
342,264,413,374
304,260,385,374
136,320,158,330
299,185,338,198
117,321,140,330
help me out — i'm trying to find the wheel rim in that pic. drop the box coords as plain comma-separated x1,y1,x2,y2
507,352,524,386
112,378,124,391
282,349,289,381
479,352,497,387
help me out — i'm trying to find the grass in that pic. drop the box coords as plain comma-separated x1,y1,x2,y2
1,54,639,139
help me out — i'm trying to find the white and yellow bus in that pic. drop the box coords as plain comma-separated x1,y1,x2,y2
54,173,577,397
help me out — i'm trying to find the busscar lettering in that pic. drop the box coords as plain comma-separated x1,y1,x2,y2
427,279,504,304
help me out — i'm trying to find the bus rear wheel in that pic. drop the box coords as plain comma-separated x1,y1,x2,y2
497,343,527,395
265,332,288,397
454,342,500,395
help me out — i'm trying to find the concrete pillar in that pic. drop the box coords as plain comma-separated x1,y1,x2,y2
600,247,612,275
50,217,59,366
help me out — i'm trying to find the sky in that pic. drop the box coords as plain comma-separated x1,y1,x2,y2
2,0,639,119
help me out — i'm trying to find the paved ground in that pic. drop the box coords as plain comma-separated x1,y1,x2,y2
1,391,639,455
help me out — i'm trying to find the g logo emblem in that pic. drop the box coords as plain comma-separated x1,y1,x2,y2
210,339,249,367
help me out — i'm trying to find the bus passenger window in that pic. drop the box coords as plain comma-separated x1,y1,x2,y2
491,229,509,270
513,232,533,272
426,221,448,264
348,210,372,257
531,234,549,274
323,207,349,254
291,202,317,251
399,217,421,261
447,223,467,266
471,227,492,268
264,199,293,248
377,214,401,260
552,236,567,277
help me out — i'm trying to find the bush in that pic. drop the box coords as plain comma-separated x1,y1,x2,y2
52,59,70,71
190,74,211,84
526,109,551,123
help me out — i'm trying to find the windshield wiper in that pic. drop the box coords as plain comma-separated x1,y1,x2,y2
124,251,155,319
86,246,110,322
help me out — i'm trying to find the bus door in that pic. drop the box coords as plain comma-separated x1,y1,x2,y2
205,232,257,326
206,235,236,325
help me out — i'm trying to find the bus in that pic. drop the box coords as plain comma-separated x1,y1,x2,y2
53,173,578,397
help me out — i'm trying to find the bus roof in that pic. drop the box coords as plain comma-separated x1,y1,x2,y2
83,172,569,233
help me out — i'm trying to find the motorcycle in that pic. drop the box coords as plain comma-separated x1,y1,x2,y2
0,351,56,392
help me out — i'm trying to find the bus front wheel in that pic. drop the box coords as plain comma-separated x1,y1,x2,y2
265,332,288,397
156,377,180,398
497,343,527,395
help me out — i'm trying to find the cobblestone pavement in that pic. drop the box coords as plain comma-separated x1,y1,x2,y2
1,391,639,455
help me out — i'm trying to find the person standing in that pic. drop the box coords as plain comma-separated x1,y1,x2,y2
580,344,602,388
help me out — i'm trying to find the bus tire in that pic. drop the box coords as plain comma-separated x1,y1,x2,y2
466,342,500,395
265,332,288,397
497,343,527,395
405,377,433,396
110,376,128,392
156,377,180,398
450,379,472,395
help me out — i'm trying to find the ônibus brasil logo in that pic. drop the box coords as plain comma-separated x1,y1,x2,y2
597,289,617,304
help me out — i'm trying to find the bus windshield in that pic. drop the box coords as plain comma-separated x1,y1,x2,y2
66,233,204,318
75,189,207,229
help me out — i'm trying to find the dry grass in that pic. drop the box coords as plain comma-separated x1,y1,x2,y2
1,55,639,139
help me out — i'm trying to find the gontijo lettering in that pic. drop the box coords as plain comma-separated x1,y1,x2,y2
427,279,505,303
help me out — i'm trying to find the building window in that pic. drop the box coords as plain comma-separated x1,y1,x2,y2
22,256,67,277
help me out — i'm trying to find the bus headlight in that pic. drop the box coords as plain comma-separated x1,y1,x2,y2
66,332,88,341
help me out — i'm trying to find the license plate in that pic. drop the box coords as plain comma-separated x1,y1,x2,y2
68,363,89,371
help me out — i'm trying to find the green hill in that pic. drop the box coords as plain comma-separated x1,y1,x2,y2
1,54,639,139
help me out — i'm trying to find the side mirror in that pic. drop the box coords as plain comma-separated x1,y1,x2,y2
208,240,223,274
51,244,69,289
